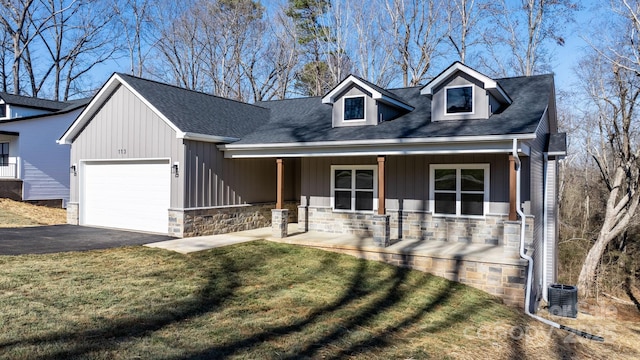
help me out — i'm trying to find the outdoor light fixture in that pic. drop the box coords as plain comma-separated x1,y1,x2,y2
70,164,77,176
172,162,179,177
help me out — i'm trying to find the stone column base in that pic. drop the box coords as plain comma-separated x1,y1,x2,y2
372,214,390,247
272,209,289,238
66,202,79,225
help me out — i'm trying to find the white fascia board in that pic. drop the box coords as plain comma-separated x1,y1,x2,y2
220,136,534,158
58,74,183,145
322,75,381,104
178,131,239,144
220,133,536,150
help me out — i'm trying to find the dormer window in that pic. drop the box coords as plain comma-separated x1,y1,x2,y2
446,85,473,114
344,96,365,121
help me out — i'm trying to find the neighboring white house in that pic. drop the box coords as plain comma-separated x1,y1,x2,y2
0,93,89,206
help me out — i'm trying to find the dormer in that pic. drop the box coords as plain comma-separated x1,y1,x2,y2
322,75,414,128
420,62,512,121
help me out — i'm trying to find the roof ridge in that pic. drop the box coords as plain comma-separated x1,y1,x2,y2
115,73,269,110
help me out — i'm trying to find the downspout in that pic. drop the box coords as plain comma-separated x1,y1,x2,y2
543,153,549,303
512,139,603,341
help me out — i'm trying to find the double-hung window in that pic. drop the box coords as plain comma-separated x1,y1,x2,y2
331,165,377,212
430,164,489,216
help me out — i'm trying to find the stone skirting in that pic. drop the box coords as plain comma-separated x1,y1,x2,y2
169,202,298,238
66,202,79,225
298,206,378,237
300,206,534,253
303,244,527,308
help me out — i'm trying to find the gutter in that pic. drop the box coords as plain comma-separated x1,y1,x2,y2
512,139,603,342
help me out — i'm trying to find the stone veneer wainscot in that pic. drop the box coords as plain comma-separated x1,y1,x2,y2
169,202,298,238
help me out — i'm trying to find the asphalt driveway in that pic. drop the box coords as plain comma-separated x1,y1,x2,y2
0,225,174,255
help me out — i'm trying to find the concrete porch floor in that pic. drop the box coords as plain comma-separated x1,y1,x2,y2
146,224,525,266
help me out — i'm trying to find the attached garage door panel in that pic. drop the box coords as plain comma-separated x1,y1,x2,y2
82,161,170,234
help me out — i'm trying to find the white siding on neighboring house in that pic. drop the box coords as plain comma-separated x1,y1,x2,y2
0,109,82,203
4,105,52,119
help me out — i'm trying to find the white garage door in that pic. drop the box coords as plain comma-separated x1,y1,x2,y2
81,160,170,234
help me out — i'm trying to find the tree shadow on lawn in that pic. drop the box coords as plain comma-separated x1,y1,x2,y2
179,243,508,359
0,250,247,359
1,241,543,359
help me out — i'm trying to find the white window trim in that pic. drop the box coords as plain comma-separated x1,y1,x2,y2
444,84,475,116
429,163,489,218
343,95,366,122
330,165,378,213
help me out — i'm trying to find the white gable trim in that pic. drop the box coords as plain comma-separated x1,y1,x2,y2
322,75,414,111
420,62,512,105
58,74,183,145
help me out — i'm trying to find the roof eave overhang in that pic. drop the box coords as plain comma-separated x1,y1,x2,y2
57,74,219,145
218,134,535,158
322,75,414,111
178,132,240,144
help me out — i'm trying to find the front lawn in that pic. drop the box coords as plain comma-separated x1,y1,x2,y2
0,241,633,359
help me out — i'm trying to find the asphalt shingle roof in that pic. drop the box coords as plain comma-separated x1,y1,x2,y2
117,73,269,139
0,92,70,111
233,73,554,144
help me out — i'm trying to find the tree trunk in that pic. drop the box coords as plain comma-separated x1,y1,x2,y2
577,227,612,297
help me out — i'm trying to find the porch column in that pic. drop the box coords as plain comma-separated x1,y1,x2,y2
509,155,517,221
377,155,385,215
272,158,288,238
276,158,284,209
373,155,390,247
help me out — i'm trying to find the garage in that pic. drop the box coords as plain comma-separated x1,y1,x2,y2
81,160,171,234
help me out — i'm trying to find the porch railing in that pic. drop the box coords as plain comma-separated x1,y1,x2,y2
0,163,17,178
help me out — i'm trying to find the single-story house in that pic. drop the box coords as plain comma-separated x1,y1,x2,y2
0,92,89,206
58,62,566,310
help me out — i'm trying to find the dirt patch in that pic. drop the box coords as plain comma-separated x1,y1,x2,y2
0,198,66,227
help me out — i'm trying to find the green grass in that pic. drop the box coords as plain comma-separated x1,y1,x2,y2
0,241,593,359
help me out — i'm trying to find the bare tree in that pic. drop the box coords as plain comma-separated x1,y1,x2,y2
384,0,447,87
445,0,489,64
154,1,205,91
576,1,640,296
349,0,395,87
113,0,154,77
480,0,577,77
0,0,39,95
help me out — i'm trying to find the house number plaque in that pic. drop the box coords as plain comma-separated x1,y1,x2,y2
117,149,127,154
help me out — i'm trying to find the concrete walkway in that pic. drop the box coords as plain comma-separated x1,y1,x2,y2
145,227,274,254
145,224,523,265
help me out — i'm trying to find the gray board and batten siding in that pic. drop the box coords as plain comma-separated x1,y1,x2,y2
69,84,184,208
183,140,300,208
300,153,514,215
69,83,300,211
